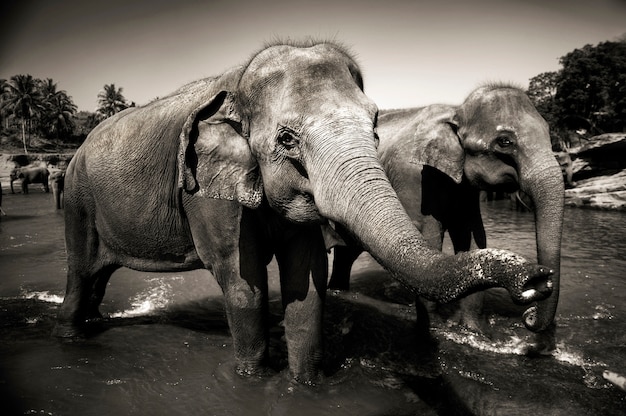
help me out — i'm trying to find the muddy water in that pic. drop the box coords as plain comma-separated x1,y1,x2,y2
0,190,624,415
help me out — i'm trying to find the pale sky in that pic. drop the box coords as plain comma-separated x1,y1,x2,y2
1,0,625,112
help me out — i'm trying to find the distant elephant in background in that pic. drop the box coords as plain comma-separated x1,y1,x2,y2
54,42,553,384
10,166,50,194
330,84,564,352
49,170,65,209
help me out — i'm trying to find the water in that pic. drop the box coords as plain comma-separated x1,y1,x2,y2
0,190,624,415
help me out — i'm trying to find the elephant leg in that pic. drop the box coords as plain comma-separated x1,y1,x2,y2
328,245,362,290
448,225,487,334
43,180,49,193
22,182,28,194
187,201,271,376
55,173,121,335
275,225,328,384
214,252,269,376
55,201,119,336
87,270,116,319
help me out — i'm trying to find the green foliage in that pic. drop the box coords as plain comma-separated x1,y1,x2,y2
528,40,626,148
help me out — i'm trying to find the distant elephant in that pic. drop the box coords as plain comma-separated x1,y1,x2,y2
330,84,564,350
49,170,65,209
10,166,50,194
54,42,553,384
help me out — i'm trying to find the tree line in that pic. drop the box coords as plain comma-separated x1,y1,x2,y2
2,38,624,153
527,39,626,149
0,76,132,153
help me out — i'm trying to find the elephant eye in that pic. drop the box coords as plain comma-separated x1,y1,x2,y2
278,131,299,149
496,135,514,148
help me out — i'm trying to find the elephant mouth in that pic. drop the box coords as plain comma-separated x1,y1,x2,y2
273,191,325,224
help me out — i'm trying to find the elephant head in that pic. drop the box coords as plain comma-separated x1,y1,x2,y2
177,45,552,305
419,84,564,336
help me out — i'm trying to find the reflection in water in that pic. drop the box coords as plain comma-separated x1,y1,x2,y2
0,193,625,415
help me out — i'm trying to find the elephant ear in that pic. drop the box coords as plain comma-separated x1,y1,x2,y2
178,91,263,209
417,108,465,184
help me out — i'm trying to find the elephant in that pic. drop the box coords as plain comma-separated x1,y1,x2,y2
53,42,553,384
49,170,65,209
329,84,564,352
10,166,50,194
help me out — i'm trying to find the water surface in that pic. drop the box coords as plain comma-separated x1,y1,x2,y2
0,191,624,415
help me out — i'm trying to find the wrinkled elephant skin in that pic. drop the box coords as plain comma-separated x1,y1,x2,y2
55,44,554,384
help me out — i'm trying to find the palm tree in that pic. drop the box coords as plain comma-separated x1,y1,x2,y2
43,90,77,146
39,78,77,143
3,74,44,153
96,84,129,119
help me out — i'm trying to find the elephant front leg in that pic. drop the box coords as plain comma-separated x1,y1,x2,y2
213,249,270,377
276,226,328,384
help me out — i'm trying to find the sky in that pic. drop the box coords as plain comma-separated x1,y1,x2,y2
1,0,625,112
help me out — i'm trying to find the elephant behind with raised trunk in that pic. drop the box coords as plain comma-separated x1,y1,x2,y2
330,84,564,353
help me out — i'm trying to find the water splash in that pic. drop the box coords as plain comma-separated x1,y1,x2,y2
434,328,529,355
21,290,64,304
109,277,178,318
436,327,611,390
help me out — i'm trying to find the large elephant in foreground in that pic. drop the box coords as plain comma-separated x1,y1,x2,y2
10,166,50,194
330,84,563,351
55,42,553,383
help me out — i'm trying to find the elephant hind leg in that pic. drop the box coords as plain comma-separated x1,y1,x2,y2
54,196,119,337
54,262,119,337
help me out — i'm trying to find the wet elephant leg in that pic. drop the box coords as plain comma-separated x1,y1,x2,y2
448,225,486,333
276,225,328,384
56,263,118,336
195,205,271,376
328,245,363,290
55,201,119,336
87,268,118,319
214,252,269,376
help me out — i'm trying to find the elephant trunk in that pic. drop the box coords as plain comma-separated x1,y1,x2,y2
519,153,564,335
310,131,553,305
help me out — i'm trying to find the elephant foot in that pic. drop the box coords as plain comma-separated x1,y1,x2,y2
235,362,276,379
52,317,107,339
290,368,323,386
524,321,557,356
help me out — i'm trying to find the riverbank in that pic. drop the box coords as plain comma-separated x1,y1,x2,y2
2,133,626,211
565,133,626,211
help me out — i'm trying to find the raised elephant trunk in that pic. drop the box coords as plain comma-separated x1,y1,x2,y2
519,153,564,334
310,131,553,306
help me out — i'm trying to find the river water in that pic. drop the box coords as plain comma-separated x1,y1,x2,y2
0,189,624,415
